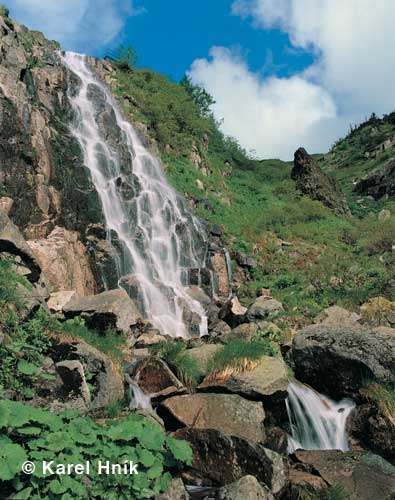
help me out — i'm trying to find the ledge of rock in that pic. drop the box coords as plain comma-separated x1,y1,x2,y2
159,393,265,443
63,288,141,334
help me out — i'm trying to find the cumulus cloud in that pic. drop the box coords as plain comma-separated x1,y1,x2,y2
190,0,395,159
7,0,143,52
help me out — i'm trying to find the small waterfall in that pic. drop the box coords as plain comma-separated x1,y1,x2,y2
286,381,355,453
61,52,208,338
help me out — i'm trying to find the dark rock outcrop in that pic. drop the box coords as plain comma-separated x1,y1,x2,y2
173,428,288,494
354,157,395,199
291,325,395,398
291,148,351,215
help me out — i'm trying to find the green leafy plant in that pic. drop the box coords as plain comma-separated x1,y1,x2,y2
0,399,192,499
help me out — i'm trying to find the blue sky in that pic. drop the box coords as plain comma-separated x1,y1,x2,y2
5,1,395,159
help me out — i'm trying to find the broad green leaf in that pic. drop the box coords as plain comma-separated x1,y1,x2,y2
166,436,193,464
0,400,10,427
18,426,42,436
0,443,27,480
17,359,39,376
44,431,74,451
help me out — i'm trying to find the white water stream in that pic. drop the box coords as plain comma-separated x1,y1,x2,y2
61,52,207,338
286,381,355,453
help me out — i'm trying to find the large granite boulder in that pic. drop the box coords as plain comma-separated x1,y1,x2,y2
291,325,395,398
291,148,351,216
63,288,141,334
293,450,395,500
354,157,395,199
199,356,289,400
247,296,284,322
173,428,288,495
159,393,265,443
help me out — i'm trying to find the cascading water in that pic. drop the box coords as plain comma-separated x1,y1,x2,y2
61,52,208,338
286,381,355,453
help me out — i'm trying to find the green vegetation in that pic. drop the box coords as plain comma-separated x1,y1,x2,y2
207,339,278,378
59,316,125,360
0,399,192,499
150,341,202,389
111,44,138,71
0,4,9,18
298,483,350,500
360,381,395,425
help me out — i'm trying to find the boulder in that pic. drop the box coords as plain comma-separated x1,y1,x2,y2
27,227,97,296
214,475,274,500
294,450,395,500
247,296,283,322
199,356,289,400
234,252,258,269
288,469,327,499
159,393,265,443
50,335,124,410
354,157,395,200
210,248,232,302
0,197,13,215
219,297,247,328
173,428,288,494
47,290,76,312
291,148,351,216
186,344,222,375
316,305,361,328
63,288,141,334
349,394,395,458
291,325,395,398
360,297,395,327
127,357,186,401
186,286,212,309
221,322,259,343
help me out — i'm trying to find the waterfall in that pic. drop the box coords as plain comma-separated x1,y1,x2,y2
286,381,355,453
61,52,208,338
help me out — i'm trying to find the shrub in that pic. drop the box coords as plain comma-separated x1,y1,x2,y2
360,382,395,426
150,341,202,390
0,399,192,499
206,339,278,380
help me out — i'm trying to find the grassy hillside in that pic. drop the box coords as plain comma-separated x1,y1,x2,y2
110,62,395,322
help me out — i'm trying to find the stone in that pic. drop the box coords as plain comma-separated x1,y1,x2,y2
215,475,274,500
195,179,205,191
316,305,361,328
354,157,395,200
47,290,76,312
186,286,212,309
378,209,391,221
63,288,141,334
288,469,327,499
51,335,124,410
127,357,186,401
360,296,395,327
208,318,231,337
247,296,284,322
199,356,289,399
291,325,395,398
211,224,222,237
173,428,288,495
220,322,259,342
155,478,188,500
219,297,247,328
234,252,258,269
55,360,91,407
187,344,222,375
27,227,96,296
294,450,395,500
291,148,351,215
0,197,13,215
159,393,265,443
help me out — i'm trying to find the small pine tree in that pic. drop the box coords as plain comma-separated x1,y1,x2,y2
180,74,215,117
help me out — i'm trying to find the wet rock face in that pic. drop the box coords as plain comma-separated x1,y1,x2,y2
291,325,395,398
354,157,395,199
291,148,351,216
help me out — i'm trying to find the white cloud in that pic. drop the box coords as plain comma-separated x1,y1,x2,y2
190,0,395,159
6,0,143,52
